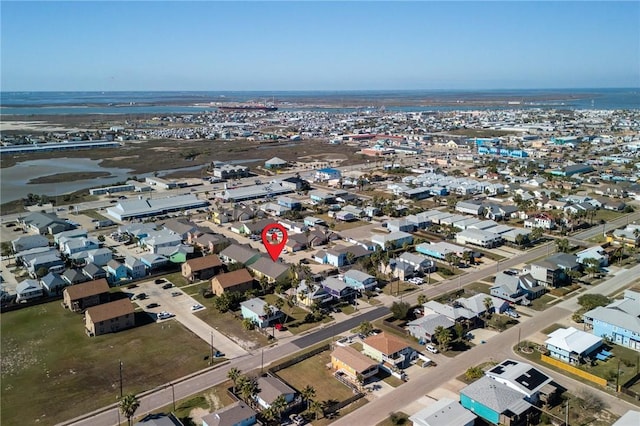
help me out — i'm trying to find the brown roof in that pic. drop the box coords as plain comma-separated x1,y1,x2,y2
212,269,253,289
363,331,410,355
331,345,378,374
64,278,109,300
185,254,222,271
86,299,133,323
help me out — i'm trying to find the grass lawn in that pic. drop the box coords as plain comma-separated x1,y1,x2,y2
192,301,270,350
376,369,405,388
275,350,355,404
1,301,212,426
530,294,557,311
309,397,368,426
159,271,190,287
381,280,417,296
466,281,491,295
594,209,625,222
541,323,565,335
79,209,111,221
262,294,333,335
153,381,236,425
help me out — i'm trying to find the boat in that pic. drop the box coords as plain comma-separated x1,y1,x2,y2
216,103,277,112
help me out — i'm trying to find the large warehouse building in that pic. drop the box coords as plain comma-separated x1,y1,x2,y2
106,194,208,221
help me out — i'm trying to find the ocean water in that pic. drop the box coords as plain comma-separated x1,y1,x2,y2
1,88,638,114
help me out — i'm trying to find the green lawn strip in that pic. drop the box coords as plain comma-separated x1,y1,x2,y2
78,209,111,221
310,397,368,426
159,271,190,287
456,361,498,384
275,351,355,404
594,209,625,222
465,281,491,295
381,280,417,296
262,293,334,335
529,294,557,311
1,302,211,426
541,323,565,335
192,304,270,350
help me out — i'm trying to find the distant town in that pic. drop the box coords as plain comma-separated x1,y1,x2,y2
2,105,640,426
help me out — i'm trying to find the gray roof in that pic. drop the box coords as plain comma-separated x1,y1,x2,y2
219,244,260,265
486,359,552,397
248,257,289,280
107,194,208,219
16,279,41,294
461,376,531,415
584,305,640,334
547,253,579,269
323,276,350,293
201,402,256,426
40,272,65,289
344,269,374,283
409,397,477,426
134,413,185,426
257,375,296,405
408,313,455,336
20,212,70,231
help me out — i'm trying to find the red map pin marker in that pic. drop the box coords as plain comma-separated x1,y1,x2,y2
261,223,288,262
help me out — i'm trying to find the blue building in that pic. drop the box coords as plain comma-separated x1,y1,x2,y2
460,376,533,425
545,327,603,364
322,277,355,300
277,196,302,210
416,241,470,260
240,297,283,328
343,270,377,291
583,290,640,352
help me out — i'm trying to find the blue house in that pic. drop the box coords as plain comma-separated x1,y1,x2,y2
343,270,377,291
124,256,146,279
545,326,603,364
460,376,533,425
583,290,640,352
106,260,128,283
277,196,301,210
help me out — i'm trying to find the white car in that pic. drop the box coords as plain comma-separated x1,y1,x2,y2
191,304,204,311
157,311,174,320
426,344,439,354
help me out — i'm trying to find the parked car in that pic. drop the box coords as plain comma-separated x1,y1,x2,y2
146,303,159,309
162,283,173,289
157,311,174,320
171,291,182,297
136,293,147,300
191,304,204,311
426,344,439,354
505,310,520,318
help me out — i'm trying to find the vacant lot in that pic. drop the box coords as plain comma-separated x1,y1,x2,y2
1,301,211,425
275,350,355,404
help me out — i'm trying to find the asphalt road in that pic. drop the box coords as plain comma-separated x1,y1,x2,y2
57,211,640,425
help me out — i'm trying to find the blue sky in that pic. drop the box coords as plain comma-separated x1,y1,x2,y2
1,1,639,91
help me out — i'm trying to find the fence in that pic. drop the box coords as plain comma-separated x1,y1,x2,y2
540,354,607,387
619,371,640,400
269,344,330,373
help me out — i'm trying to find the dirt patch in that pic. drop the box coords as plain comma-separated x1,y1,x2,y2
189,407,209,425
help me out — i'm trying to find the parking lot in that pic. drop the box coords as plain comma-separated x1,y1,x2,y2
128,278,248,358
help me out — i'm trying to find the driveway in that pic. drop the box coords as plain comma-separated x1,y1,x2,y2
129,279,247,359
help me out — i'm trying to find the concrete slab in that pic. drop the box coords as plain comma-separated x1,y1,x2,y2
468,328,498,345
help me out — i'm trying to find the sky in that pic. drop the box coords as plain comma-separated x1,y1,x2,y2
1,1,639,91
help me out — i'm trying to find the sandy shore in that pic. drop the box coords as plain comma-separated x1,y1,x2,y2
0,120,85,132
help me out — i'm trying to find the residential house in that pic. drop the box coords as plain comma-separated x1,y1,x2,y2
460,376,534,426
456,228,503,248
189,232,229,254
545,327,603,364
362,331,415,369
62,237,100,256
295,281,332,306
140,230,182,254
330,345,379,384
106,259,128,283
234,219,278,236
85,298,135,336
124,256,146,279
416,242,471,260
135,413,186,426
611,410,640,426
409,398,477,426
322,277,356,300
82,263,107,281
16,279,44,302
54,228,88,247
523,214,556,230
19,211,74,235
140,253,169,271
485,359,555,404
370,231,413,251
240,297,283,328
456,201,484,215
86,248,113,266
248,257,289,284
182,255,223,282
63,278,110,312
576,246,609,267
583,290,640,351
219,244,261,266
528,253,579,287
201,401,257,426
211,269,254,296
161,219,198,240
343,269,377,291
26,252,65,278
407,313,455,343
62,268,89,285
490,272,545,305
40,272,66,296
609,224,640,247
386,219,415,233
255,375,296,410
315,245,370,267
11,234,49,253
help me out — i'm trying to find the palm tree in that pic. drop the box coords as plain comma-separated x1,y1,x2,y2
556,238,570,253
356,321,374,337
309,400,324,420
240,376,259,406
483,297,493,318
433,326,452,352
300,385,316,410
227,367,241,393
270,394,288,420
417,294,427,305
119,393,140,426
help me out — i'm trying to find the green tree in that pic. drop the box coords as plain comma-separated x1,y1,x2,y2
483,297,493,318
119,393,140,426
390,301,410,320
345,251,356,266
433,326,452,352
309,400,324,420
556,238,570,253
227,367,241,393
357,320,374,337
239,376,259,406
454,322,465,342
577,294,610,310
241,318,255,330
301,385,316,411
464,366,484,381
417,294,427,305
530,227,544,243
270,394,288,420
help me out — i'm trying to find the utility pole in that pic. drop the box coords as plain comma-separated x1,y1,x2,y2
170,383,176,412
210,331,214,365
616,359,621,391
119,360,123,398
261,348,264,375
565,398,569,426
517,328,521,351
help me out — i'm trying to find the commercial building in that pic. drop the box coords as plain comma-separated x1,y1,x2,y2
106,194,209,221
455,228,503,248
221,183,293,202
